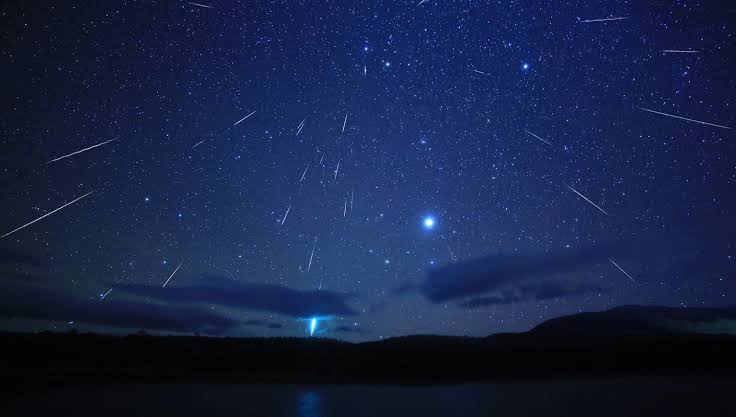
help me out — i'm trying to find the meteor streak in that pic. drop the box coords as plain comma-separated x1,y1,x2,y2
100,287,113,300
564,183,608,215
187,2,213,8
192,139,207,148
470,69,488,76
609,258,636,283
342,113,348,133
638,107,732,130
580,16,628,23
296,118,306,137
307,236,317,272
524,129,553,146
46,137,119,164
1,190,95,238
162,262,183,288
661,49,700,54
233,110,257,126
300,165,309,182
281,204,291,226
334,160,340,181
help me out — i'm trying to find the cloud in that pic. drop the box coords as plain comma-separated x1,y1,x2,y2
0,248,44,267
117,275,359,318
244,318,284,329
0,282,235,335
460,280,602,308
420,245,614,304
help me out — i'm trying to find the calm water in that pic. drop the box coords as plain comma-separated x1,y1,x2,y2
4,378,732,416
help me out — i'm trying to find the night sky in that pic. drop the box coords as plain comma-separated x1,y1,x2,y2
1,1,734,341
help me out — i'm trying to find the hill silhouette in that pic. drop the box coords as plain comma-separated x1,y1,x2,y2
2,305,735,384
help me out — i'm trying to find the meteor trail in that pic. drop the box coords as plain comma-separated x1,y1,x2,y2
334,160,340,181
233,110,257,126
342,113,348,133
564,183,608,215
162,262,183,288
524,129,553,146
350,190,354,212
609,258,636,283
469,69,488,76
307,236,317,272
446,243,457,262
100,287,113,300
187,2,213,8
281,204,291,226
661,49,700,54
295,118,306,137
638,107,732,130
364,65,367,77
319,154,325,166
192,139,207,148
416,0,430,6
580,16,628,23
343,199,348,217
1,190,95,238
300,164,309,182
46,137,118,164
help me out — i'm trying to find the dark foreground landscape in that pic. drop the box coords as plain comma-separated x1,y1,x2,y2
2,306,735,384
3,306,736,416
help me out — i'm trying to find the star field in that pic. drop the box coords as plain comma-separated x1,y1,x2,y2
0,0,735,340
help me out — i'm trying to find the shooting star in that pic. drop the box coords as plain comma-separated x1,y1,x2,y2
233,110,257,126
295,118,306,137
319,154,325,166
469,69,488,76
1,190,95,238
307,236,317,272
99,287,113,300
364,65,367,77
334,160,340,181
609,258,636,283
187,2,213,8
524,129,554,146
446,243,457,262
300,164,309,182
564,183,608,215
162,262,183,288
192,139,207,148
281,204,291,226
580,16,628,23
342,113,348,133
638,107,732,130
661,49,700,54
46,137,119,164
350,190,354,212
416,0,430,7
343,199,348,217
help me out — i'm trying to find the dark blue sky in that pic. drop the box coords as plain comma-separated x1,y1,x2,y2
1,0,734,340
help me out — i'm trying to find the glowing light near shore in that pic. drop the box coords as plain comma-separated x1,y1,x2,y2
309,317,318,336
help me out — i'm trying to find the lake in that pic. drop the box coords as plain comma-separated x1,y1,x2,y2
3,378,732,416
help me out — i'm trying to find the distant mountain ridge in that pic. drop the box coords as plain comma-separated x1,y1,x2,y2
531,305,736,336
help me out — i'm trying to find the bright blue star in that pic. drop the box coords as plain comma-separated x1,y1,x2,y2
522,62,530,71
423,216,436,230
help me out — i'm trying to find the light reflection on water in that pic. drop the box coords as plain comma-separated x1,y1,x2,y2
297,390,322,417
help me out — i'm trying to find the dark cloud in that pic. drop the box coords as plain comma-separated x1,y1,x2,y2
0,282,235,335
334,324,366,334
117,275,359,318
244,318,284,330
460,280,603,308
420,245,614,304
0,247,44,267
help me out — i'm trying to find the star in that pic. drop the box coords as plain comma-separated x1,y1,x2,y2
522,62,530,71
423,216,436,230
